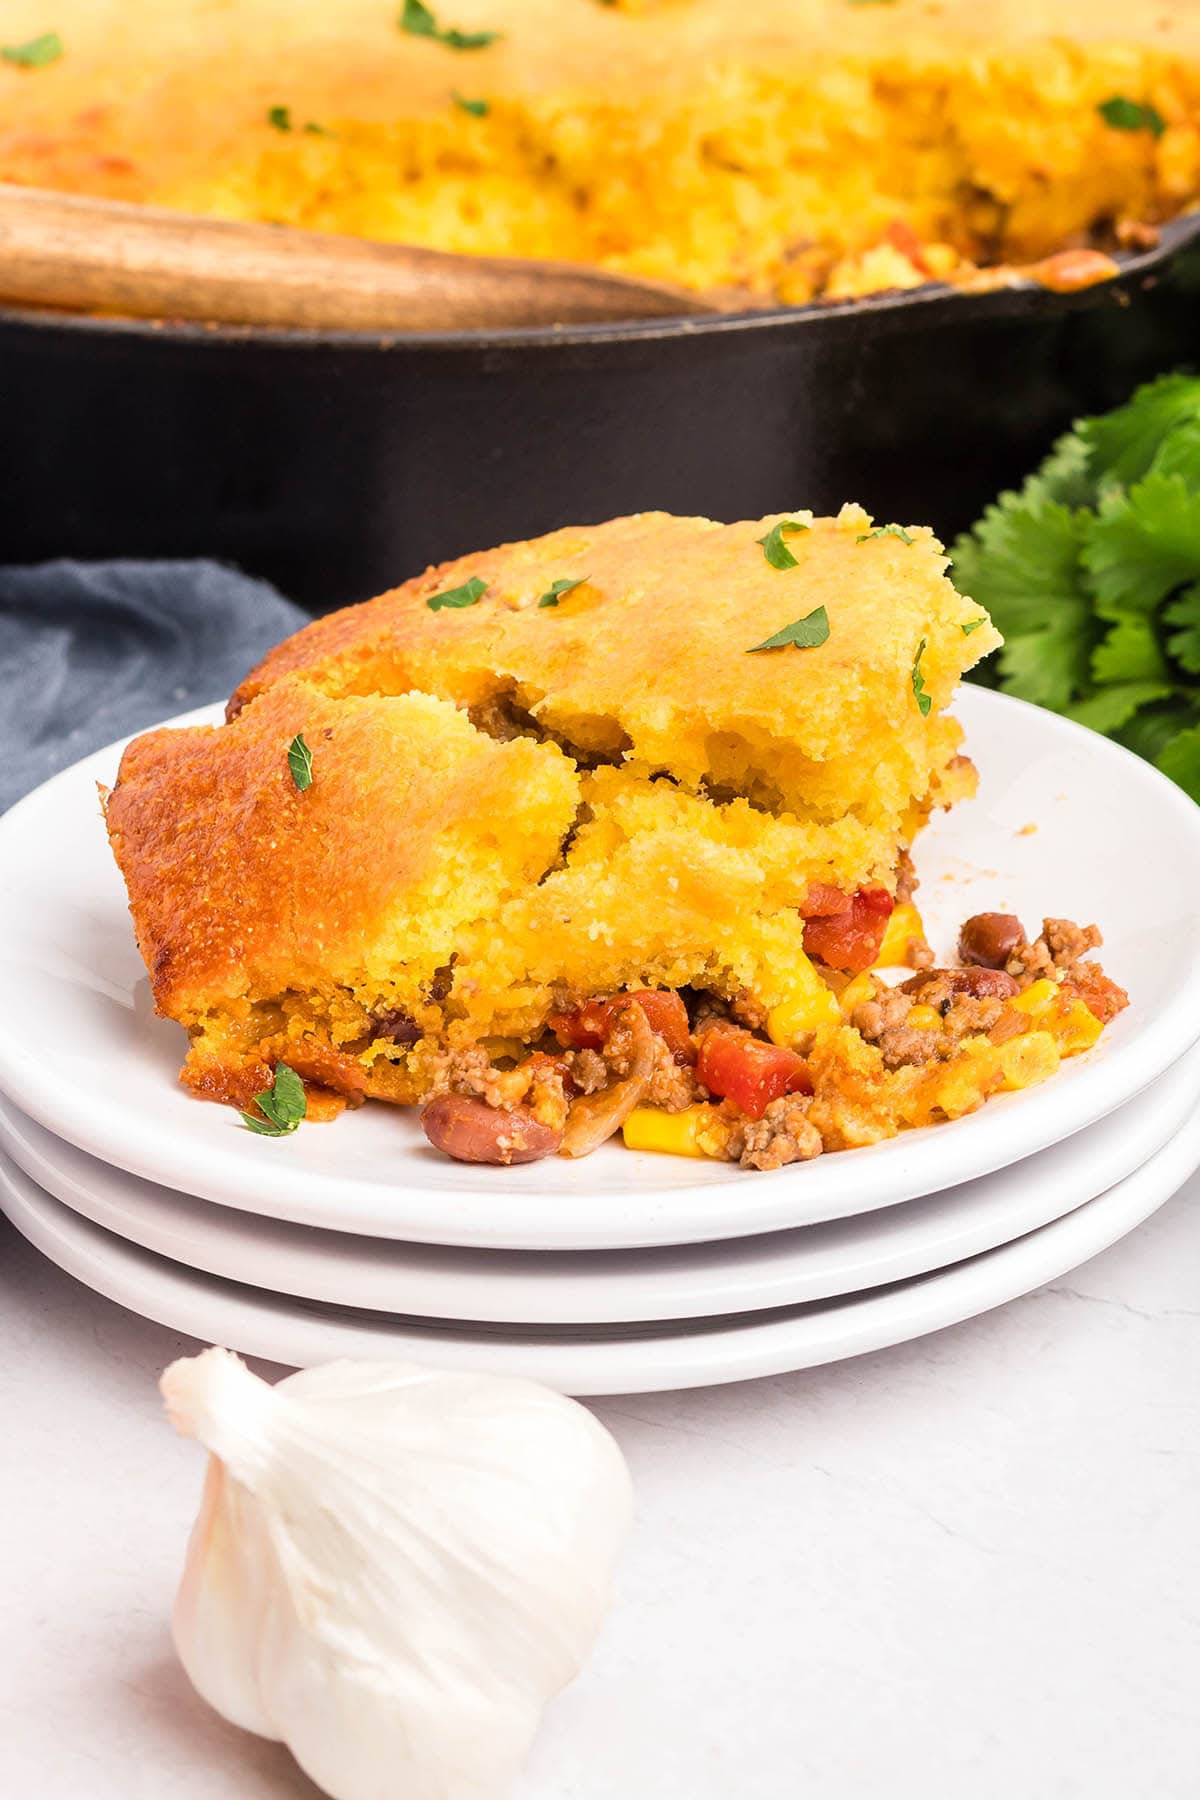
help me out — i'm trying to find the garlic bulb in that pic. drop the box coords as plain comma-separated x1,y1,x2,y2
161,1349,633,1800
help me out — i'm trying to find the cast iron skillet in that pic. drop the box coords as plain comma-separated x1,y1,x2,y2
2,216,1199,611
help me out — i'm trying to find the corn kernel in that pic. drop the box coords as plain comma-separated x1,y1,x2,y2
1010,978,1060,1021
838,971,876,1019
767,954,841,1046
1009,979,1101,1056
1054,998,1103,1055
622,1103,724,1159
997,1030,1059,1091
907,1003,940,1031
874,901,926,968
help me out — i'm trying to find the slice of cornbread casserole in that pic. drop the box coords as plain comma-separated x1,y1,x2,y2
105,508,1127,1169
3,0,1200,305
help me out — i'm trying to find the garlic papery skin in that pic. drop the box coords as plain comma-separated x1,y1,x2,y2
161,1349,633,1800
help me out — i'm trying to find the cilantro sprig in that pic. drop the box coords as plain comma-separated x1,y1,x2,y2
757,518,810,570
2,31,63,67
426,575,488,610
858,524,914,545
952,372,1200,803
399,0,500,50
747,606,830,654
452,91,489,116
240,1064,307,1137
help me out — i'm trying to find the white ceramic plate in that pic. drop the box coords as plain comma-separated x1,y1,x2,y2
2,1042,1197,1323
0,690,1198,1250
2,1110,1197,1395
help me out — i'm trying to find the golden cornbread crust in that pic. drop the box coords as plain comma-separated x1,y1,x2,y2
4,2,1200,304
105,506,1127,1167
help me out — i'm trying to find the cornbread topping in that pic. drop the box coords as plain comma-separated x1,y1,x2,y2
104,506,1127,1170
3,1,1199,307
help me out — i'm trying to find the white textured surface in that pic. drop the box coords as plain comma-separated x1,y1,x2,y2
1,1183,1198,1799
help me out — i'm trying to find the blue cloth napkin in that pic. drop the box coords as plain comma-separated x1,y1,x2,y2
0,560,307,813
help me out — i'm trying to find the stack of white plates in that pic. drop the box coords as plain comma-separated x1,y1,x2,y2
1,690,1198,1395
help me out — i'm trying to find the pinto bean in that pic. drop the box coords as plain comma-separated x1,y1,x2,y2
420,1093,562,1165
901,966,1019,1002
958,912,1026,970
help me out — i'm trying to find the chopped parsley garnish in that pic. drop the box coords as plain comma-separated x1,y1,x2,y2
747,605,830,654
452,90,490,117
858,524,915,544
426,575,488,610
952,371,1200,803
911,639,931,715
399,0,500,50
240,1063,307,1138
1,31,63,67
1097,96,1167,139
287,733,313,791
538,576,586,608
268,106,332,135
961,617,985,636
756,518,810,570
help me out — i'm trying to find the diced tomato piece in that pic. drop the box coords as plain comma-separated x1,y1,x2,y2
632,990,694,1059
547,1001,613,1052
803,886,895,973
696,1026,812,1121
548,989,694,1062
799,882,853,919
1064,966,1130,1026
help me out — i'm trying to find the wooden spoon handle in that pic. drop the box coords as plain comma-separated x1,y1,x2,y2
0,183,716,331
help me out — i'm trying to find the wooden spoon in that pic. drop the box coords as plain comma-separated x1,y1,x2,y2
0,182,719,332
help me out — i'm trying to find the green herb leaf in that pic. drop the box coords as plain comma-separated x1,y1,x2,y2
961,617,985,635
426,575,488,610
399,0,500,49
1156,721,1200,802
954,370,1200,806
952,495,1093,709
287,733,313,791
1097,95,1167,139
1164,581,1200,675
240,1063,307,1137
746,605,830,654
858,524,915,545
269,106,332,136
538,576,586,608
911,638,931,715
1,31,63,67
1084,471,1200,616
756,518,810,570
1091,613,1168,685
1067,682,1173,735
1082,374,1200,490
452,90,490,116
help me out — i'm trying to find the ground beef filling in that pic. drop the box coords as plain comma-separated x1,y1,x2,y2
418,909,1127,1169
726,1097,823,1172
